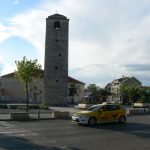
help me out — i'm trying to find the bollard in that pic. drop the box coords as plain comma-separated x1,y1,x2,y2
38,110,40,119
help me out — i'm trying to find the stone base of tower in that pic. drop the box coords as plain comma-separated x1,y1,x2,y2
44,82,68,106
44,98,68,106
44,88,68,106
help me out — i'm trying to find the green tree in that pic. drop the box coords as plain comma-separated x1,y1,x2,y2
15,57,42,112
120,84,142,105
119,84,129,104
69,84,77,104
85,84,111,103
128,86,141,104
140,88,150,103
98,88,111,97
86,84,100,92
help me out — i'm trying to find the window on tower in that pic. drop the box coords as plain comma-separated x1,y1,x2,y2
54,21,60,29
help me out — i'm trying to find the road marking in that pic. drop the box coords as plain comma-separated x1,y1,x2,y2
131,130,150,134
0,121,38,137
0,121,15,127
0,130,29,134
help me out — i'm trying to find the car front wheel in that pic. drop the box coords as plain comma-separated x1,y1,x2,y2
88,117,97,126
119,115,126,124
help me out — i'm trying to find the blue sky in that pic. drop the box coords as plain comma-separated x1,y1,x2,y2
0,0,150,87
0,0,41,18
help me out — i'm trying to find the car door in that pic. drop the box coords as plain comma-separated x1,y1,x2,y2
105,105,121,121
98,105,112,122
110,105,121,121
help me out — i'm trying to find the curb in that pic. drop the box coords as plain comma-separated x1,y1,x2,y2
0,117,59,121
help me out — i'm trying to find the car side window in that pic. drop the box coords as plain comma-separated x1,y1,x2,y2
106,105,120,111
106,105,112,111
112,105,120,110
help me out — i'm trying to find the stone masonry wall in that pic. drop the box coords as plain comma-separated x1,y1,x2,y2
44,14,69,105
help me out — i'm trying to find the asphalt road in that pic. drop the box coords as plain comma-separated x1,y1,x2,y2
0,115,150,150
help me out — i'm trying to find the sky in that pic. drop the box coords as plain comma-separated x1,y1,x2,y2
0,0,150,87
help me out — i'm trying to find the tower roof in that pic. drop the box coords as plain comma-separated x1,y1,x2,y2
48,14,67,19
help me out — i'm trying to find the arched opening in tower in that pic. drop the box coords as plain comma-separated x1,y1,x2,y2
54,21,60,29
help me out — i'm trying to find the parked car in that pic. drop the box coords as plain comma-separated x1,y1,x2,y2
72,103,127,126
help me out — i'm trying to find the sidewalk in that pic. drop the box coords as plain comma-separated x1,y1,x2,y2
1,106,149,121
0,106,78,121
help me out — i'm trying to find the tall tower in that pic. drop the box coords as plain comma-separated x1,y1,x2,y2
44,14,69,105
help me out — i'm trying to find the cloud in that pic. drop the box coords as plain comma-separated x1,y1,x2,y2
123,63,150,85
70,64,126,87
0,64,3,76
0,62,2,71
0,53,15,76
14,0,19,5
1,0,150,86
125,64,150,72
0,55,4,76
70,63,150,87
8,9,46,53
0,22,13,43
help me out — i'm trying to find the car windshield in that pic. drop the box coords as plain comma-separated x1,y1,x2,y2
88,105,102,111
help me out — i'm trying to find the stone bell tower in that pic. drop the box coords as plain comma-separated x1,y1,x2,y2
44,14,69,105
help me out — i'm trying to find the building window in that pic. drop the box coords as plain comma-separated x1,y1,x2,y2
34,86,37,90
59,53,61,56
55,66,58,70
40,90,42,94
33,92,37,102
54,21,60,29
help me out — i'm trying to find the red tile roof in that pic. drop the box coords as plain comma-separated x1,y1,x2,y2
1,72,85,85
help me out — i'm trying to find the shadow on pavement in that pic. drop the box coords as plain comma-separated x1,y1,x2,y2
0,134,48,150
0,134,82,150
47,147,81,150
88,121,150,139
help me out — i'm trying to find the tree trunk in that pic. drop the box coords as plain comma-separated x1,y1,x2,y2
72,95,74,104
25,80,29,112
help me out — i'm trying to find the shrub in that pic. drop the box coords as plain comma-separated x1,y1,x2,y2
29,105,39,109
8,105,18,109
17,105,27,110
81,99,90,104
39,103,49,110
0,104,8,109
17,104,40,110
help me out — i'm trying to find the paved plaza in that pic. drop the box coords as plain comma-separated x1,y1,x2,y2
0,115,150,150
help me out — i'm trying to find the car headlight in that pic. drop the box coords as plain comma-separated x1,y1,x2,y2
73,114,88,118
73,113,77,117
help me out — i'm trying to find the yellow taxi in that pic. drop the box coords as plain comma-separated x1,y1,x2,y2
72,103,127,126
